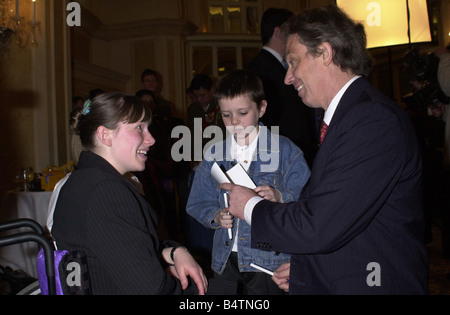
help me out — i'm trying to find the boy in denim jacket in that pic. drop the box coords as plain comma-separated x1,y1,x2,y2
187,70,310,294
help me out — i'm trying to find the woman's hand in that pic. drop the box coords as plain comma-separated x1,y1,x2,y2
254,186,282,202
164,247,208,295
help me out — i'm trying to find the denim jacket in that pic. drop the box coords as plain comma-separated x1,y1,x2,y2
186,126,311,274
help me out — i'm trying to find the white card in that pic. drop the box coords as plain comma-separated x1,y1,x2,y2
226,163,256,189
211,162,231,184
211,162,256,189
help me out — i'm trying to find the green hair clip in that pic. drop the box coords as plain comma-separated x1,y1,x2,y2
82,100,91,115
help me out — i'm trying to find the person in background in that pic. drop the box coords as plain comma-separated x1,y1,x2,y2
435,44,450,260
52,93,208,295
222,5,428,295
134,89,167,232
135,89,179,240
435,44,450,169
185,74,226,256
187,70,310,294
187,74,226,161
141,69,173,124
186,86,197,105
246,7,318,167
436,44,450,97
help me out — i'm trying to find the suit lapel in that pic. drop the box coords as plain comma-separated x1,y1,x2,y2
312,77,369,169
329,77,369,128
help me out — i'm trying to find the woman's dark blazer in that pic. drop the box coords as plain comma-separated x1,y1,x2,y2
52,151,180,295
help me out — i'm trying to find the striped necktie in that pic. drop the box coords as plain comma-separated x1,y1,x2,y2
320,121,328,145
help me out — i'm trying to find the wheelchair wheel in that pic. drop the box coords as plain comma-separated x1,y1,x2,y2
17,280,41,295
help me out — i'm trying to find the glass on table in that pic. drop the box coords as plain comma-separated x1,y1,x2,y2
14,168,34,191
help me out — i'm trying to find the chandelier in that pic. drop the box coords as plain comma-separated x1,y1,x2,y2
0,0,39,49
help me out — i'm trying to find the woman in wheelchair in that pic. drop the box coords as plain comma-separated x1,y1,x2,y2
51,93,208,294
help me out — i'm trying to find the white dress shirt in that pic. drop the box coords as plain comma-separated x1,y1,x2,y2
263,46,285,66
230,131,259,251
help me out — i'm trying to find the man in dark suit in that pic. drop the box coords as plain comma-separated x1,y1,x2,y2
246,8,318,166
221,5,429,294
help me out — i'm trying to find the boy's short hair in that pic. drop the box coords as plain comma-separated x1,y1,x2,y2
214,70,265,109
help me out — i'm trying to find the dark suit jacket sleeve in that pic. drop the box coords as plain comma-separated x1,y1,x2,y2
251,99,418,254
86,180,179,294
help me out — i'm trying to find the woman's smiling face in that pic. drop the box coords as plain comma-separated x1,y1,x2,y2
108,115,155,174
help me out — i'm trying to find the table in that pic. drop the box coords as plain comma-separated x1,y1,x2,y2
0,191,52,278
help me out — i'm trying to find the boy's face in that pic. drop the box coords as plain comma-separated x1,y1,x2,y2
219,95,267,145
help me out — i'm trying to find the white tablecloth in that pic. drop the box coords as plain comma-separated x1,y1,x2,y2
0,191,52,278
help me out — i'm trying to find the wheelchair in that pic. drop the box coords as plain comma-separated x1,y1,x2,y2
0,218,57,295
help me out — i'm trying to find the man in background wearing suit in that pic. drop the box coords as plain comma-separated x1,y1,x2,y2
222,5,428,294
246,8,318,167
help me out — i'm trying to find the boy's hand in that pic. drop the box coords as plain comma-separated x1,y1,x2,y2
254,186,282,202
215,209,234,229
273,263,290,293
219,183,257,220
